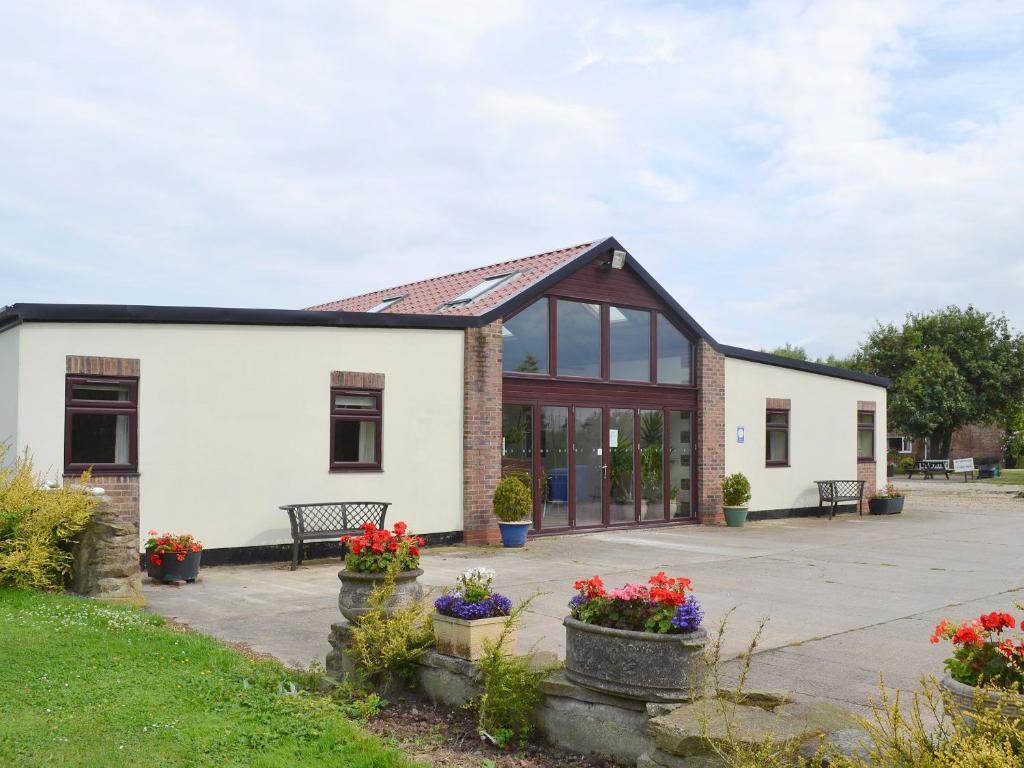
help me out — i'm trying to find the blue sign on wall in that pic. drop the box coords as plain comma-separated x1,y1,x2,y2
737,426,745,444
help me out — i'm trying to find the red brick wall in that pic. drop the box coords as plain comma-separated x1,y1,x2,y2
462,322,504,545
697,341,725,523
64,472,140,536
950,423,1005,462
857,460,877,504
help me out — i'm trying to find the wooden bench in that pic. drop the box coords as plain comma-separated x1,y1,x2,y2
906,460,950,480
814,480,866,519
280,501,390,571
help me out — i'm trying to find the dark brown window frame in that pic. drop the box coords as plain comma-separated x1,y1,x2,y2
502,295,696,389
329,387,383,472
64,375,139,474
857,410,876,462
765,408,790,467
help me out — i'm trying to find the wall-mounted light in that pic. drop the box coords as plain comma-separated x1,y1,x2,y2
609,250,628,270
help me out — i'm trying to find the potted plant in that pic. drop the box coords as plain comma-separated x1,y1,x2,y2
145,530,203,584
722,473,752,527
930,610,1024,720
337,522,424,623
563,572,706,702
432,566,513,661
868,483,905,515
494,475,532,548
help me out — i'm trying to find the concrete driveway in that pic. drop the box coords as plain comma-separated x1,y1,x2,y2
144,479,1024,714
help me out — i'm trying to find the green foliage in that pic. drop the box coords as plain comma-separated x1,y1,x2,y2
0,587,417,768
476,596,557,750
0,447,98,591
492,475,532,522
721,473,752,507
763,343,809,361
348,560,434,682
898,456,916,472
857,306,1024,456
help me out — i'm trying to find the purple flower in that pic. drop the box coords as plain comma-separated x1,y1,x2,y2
434,592,511,620
569,594,588,609
671,597,703,632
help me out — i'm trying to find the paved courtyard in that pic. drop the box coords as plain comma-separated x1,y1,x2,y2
144,479,1024,714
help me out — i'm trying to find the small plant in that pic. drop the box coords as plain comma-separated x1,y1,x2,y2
569,572,703,634
871,483,904,500
721,473,752,507
930,610,1023,690
492,476,531,522
0,447,99,591
897,455,916,473
144,530,203,566
341,521,424,573
434,567,511,620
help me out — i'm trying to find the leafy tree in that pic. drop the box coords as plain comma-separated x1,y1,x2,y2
762,343,808,360
857,306,1024,458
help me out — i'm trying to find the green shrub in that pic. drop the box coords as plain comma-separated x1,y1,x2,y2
0,446,98,590
898,456,916,472
493,475,532,522
721,473,752,507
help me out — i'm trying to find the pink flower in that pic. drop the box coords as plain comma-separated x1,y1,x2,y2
608,583,648,601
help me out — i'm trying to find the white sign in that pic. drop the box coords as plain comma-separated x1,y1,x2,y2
736,426,745,444
952,457,975,473
609,429,619,446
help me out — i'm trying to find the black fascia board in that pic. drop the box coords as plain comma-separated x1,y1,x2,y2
720,344,890,388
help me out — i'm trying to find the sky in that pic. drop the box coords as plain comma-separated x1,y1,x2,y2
2,1,1023,358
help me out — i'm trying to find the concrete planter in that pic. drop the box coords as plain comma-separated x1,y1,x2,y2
941,674,1024,721
868,496,904,515
337,568,423,624
563,616,708,702
432,613,514,661
723,506,748,527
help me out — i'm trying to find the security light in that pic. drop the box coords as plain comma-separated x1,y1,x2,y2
610,250,627,269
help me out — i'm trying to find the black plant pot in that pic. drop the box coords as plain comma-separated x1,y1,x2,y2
868,497,904,515
146,550,202,583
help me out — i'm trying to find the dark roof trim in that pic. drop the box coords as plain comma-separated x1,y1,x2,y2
720,345,890,388
475,236,721,348
0,303,478,331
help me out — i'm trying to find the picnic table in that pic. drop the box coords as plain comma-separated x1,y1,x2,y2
905,460,950,480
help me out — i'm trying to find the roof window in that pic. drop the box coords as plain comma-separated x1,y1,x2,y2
442,273,518,307
366,296,404,313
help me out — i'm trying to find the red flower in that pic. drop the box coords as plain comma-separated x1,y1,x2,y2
574,576,606,599
409,546,420,556
979,612,1016,632
176,553,186,562
952,622,984,646
930,619,950,644
393,521,407,535
150,554,162,566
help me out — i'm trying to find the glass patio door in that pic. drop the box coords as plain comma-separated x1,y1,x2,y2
573,407,604,527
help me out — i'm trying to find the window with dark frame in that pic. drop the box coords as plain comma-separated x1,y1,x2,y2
330,388,382,470
64,375,138,473
766,409,789,466
857,410,875,461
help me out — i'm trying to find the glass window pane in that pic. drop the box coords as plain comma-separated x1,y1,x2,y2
858,412,875,426
71,383,130,402
70,413,130,464
502,405,534,491
669,411,693,519
640,410,664,519
334,394,376,410
858,429,874,459
556,301,601,378
656,316,693,385
574,407,603,526
333,420,377,463
539,406,569,529
767,429,788,463
610,307,650,381
502,300,548,374
767,411,788,425
609,409,635,523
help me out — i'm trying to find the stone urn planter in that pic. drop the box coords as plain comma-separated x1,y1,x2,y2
941,674,1024,721
145,550,201,584
337,568,424,624
433,613,514,661
868,496,904,515
563,616,708,702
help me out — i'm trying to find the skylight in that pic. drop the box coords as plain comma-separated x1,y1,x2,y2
442,272,518,307
366,296,403,313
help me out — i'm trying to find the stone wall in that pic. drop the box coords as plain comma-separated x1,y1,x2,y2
70,481,144,606
696,341,725,524
462,322,504,545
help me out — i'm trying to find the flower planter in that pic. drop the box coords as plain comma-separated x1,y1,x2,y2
497,521,531,548
433,613,514,661
337,568,423,624
941,674,1024,721
563,616,708,702
868,496,904,515
146,550,201,583
723,505,748,527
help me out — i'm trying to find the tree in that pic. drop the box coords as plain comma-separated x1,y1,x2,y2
857,306,1024,458
763,343,808,360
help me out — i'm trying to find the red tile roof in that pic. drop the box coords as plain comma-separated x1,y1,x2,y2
307,241,599,316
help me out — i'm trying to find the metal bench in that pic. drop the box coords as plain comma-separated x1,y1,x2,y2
906,460,950,480
280,502,390,571
814,480,866,519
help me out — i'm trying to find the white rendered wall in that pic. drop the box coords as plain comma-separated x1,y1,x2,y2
15,323,465,549
0,325,18,460
724,358,887,512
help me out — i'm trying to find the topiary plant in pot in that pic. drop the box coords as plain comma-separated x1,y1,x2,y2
493,475,532,548
721,473,752,527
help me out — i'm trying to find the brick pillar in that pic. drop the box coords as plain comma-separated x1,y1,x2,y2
697,341,725,524
857,461,877,504
462,321,503,545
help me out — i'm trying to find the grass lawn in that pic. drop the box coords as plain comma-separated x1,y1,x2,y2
978,468,1024,485
0,588,423,768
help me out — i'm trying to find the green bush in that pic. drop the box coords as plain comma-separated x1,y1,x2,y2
0,447,98,590
721,473,752,507
898,456,916,472
493,475,532,522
